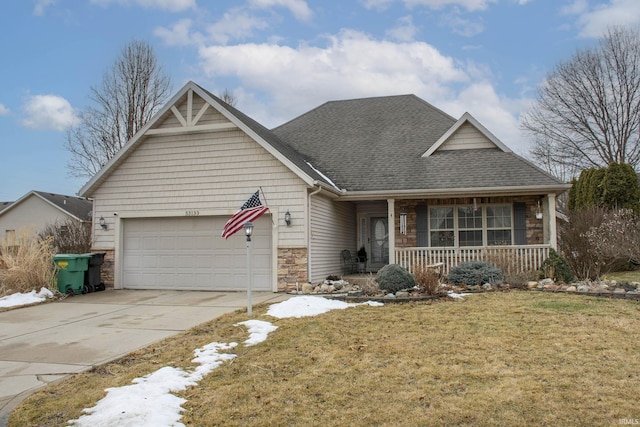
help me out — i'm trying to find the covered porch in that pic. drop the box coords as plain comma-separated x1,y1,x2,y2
342,192,559,278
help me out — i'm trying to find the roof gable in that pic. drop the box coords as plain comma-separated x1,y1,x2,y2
422,112,511,158
80,81,330,197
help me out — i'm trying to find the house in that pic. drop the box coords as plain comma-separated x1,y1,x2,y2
79,81,570,292
0,191,93,243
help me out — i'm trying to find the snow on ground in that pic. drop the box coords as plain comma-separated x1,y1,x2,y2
267,295,384,318
67,296,383,427
0,287,54,308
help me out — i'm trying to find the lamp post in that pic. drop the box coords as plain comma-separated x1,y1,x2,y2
244,221,254,316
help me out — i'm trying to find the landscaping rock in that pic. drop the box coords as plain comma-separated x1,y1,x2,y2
539,278,555,287
577,284,590,292
302,283,314,294
543,284,560,291
613,288,627,294
395,291,410,298
566,285,577,292
527,281,539,289
482,283,492,290
592,284,609,293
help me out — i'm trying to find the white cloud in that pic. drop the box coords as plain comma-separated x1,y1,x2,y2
21,94,80,131
0,103,9,115
249,0,313,21
570,0,640,38
386,15,420,41
363,0,497,11
33,0,55,16
205,9,270,45
440,12,484,36
196,29,531,152
154,19,196,46
90,0,196,12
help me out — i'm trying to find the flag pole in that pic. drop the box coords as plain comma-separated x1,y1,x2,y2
259,186,276,226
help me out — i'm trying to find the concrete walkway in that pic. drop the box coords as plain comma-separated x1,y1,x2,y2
0,289,289,426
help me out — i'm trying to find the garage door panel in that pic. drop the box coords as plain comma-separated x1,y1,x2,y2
123,216,272,291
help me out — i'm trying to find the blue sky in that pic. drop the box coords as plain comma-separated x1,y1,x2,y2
1,0,639,201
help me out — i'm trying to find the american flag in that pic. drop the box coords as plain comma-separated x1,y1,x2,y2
221,191,269,239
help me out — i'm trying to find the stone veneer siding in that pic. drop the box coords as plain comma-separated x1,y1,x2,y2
277,247,308,292
394,196,544,248
95,249,115,287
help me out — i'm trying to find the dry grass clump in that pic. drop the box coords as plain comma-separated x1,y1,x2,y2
413,264,442,295
0,228,57,297
359,273,381,295
10,293,640,426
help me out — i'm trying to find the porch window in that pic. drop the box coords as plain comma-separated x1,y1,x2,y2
429,207,454,247
487,205,512,245
427,204,513,247
458,206,483,246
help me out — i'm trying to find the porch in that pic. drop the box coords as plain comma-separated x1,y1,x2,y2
395,244,551,276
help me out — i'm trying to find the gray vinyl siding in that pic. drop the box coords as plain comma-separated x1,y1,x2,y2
309,194,356,282
438,122,495,151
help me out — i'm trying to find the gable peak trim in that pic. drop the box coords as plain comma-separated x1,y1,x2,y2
421,112,511,158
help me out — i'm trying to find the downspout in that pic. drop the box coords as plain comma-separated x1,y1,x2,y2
307,184,323,284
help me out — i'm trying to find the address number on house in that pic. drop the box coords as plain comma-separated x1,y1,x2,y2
185,210,200,216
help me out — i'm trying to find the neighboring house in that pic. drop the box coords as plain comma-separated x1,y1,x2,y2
0,191,93,243
79,81,570,292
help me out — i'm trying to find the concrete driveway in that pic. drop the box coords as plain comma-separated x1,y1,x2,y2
0,289,289,425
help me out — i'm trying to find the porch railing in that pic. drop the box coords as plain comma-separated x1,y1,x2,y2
395,245,551,276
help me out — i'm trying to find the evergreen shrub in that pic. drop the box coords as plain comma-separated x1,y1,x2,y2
447,261,502,286
375,264,415,294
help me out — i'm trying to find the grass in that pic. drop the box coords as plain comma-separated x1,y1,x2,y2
603,269,640,283
9,291,640,426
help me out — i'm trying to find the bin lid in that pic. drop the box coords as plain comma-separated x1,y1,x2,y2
53,253,92,259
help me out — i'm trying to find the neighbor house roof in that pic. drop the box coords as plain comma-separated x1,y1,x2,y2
272,94,569,197
0,191,92,222
0,201,13,212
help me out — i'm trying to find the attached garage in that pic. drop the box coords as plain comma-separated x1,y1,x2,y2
121,215,273,291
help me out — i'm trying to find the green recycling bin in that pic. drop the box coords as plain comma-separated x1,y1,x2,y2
54,254,91,295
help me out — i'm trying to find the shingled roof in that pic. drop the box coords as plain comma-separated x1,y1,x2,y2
0,191,92,222
272,94,568,194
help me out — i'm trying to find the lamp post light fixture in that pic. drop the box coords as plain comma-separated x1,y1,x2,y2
244,221,254,316
99,216,108,230
284,210,292,226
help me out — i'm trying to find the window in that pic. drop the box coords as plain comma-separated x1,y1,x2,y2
429,207,454,247
427,205,513,247
458,206,483,246
486,205,512,245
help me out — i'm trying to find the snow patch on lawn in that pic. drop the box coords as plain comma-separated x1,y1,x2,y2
0,287,54,308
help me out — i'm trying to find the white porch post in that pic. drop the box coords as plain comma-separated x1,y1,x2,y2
548,193,557,250
387,198,396,264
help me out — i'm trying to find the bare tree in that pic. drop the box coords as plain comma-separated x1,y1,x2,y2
219,88,237,106
522,26,640,173
66,40,172,178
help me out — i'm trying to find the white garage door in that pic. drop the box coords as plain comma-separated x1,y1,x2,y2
122,216,272,291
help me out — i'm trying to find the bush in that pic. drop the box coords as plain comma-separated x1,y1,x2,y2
413,264,442,295
375,264,415,294
540,248,574,283
559,207,628,280
360,273,381,296
39,219,92,254
447,261,502,286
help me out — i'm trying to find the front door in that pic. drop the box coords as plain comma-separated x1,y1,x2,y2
369,216,389,270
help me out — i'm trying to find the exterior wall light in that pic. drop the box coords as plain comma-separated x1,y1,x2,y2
99,216,108,230
244,221,254,242
284,210,292,226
